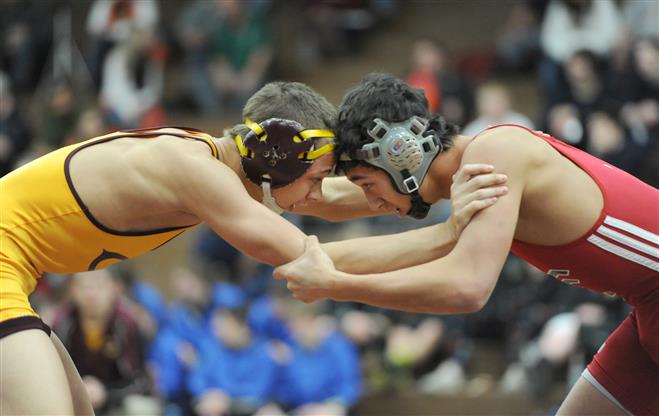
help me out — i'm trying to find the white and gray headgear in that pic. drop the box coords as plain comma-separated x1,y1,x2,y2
346,116,441,218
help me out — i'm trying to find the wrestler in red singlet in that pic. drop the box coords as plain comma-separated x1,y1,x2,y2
505,126,659,415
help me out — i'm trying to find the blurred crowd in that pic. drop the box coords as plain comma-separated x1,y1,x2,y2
32,262,361,416
1,0,656,415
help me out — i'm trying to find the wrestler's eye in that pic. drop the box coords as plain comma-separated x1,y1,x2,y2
361,183,372,190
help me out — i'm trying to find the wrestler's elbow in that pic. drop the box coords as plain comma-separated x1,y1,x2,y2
467,273,498,312
420,289,486,314
417,283,489,315
459,289,490,313
454,264,497,313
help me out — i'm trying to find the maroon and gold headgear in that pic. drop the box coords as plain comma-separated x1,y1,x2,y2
235,118,335,188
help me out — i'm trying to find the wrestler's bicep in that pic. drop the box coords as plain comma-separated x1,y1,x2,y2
178,157,306,265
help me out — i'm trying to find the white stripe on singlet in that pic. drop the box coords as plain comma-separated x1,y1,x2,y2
603,216,659,245
587,235,659,272
596,226,659,259
582,368,633,416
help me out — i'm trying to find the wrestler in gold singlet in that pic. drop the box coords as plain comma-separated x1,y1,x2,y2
0,128,217,322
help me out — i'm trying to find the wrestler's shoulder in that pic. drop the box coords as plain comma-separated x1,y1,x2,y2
475,125,536,144
466,126,531,156
156,132,211,155
467,126,546,161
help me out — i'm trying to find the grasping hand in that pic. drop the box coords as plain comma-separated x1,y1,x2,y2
274,235,336,303
448,164,508,240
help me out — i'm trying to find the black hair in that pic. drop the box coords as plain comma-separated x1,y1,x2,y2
335,73,459,173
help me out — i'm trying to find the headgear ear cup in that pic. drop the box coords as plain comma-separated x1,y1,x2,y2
361,116,439,193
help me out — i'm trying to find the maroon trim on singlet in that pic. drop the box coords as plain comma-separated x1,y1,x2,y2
120,125,205,133
114,126,220,159
0,316,52,339
63,128,214,236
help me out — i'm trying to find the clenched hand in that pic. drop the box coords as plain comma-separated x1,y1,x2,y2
274,235,336,303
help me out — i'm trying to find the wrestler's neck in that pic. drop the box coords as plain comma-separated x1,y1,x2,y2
213,136,264,200
421,134,473,201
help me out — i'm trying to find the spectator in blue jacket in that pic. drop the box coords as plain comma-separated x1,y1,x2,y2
248,294,293,344
277,303,361,416
188,304,283,416
148,327,197,416
146,267,213,415
166,267,214,350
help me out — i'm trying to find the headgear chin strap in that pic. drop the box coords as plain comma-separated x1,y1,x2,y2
349,116,441,219
235,118,335,214
260,176,284,214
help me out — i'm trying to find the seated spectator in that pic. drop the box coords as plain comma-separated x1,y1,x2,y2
0,0,54,93
99,29,166,129
37,79,80,152
620,38,659,141
176,0,226,115
496,260,629,402
562,51,615,112
545,50,617,149
505,300,628,402
248,294,294,344
540,0,622,63
405,38,443,113
619,38,659,186
538,0,622,105
0,71,32,176
338,308,390,391
495,0,541,73
277,302,361,416
208,0,273,115
304,0,378,58
144,267,210,415
115,268,168,341
462,81,535,136
51,269,157,415
148,328,197,416
86,0,159,89
212,280,248,311
586,111,643,175
178,0,272,115
166,266,215,350
154,275,241,413
188,304,283,416
384,316,461,393
404,38,474,126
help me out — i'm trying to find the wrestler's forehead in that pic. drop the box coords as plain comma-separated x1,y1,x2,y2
307,153,335,175
347,165,382,181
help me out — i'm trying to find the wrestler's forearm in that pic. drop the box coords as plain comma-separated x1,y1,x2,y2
323,195,515,314
215,214,307,267
322,222,456,274
325,254,485,314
